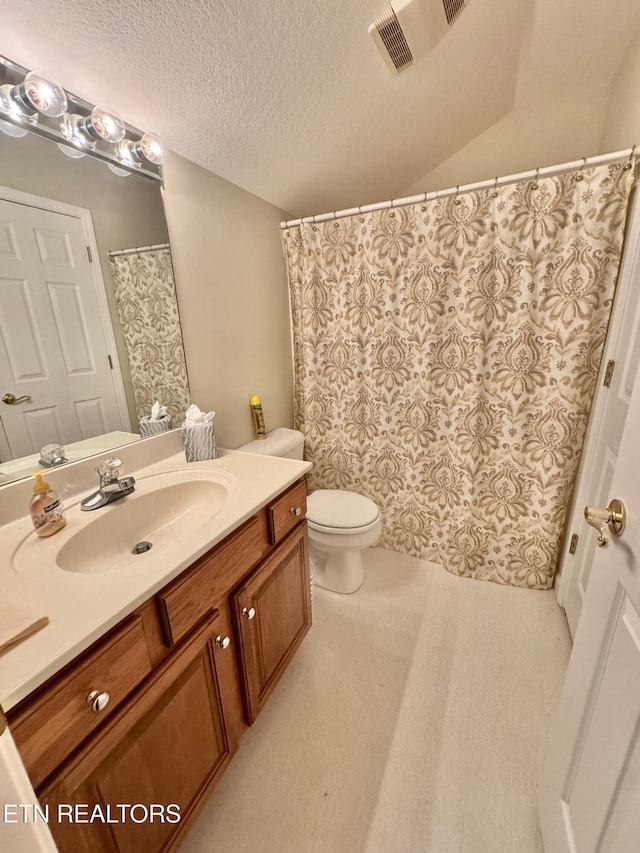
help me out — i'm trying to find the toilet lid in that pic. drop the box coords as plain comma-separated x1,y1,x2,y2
307,490,379,529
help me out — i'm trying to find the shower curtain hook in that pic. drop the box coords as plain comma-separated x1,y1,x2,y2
492,176,499,198
532,168,539,190
454,185,461,205
575,157,587,182
624,145,637,170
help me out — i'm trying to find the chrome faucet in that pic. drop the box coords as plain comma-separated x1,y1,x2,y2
80,456,135,511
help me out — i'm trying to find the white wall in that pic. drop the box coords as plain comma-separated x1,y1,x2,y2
162,154,294,450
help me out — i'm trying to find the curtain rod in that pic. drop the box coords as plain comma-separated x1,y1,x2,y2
280,147,637,229
108,242,170,258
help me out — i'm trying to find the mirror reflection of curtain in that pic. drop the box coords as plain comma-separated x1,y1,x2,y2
284,160,635,590
108,245,190,426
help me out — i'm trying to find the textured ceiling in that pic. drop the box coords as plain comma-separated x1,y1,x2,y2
2,0,640,217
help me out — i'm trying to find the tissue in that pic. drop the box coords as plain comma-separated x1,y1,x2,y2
139,400,172,437
184,403,215,424
182,403,216,461
150,400,168,421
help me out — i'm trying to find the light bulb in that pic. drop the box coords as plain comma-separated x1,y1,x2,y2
61,113,95,150
107,163,130,177
139,132,166,165
78,104,125,143
20,71,68,117
116,131,166,167
57,142,86,159
0,118,28,138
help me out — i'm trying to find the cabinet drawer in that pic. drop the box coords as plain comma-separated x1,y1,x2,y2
10,616,152,789
267,479,307,545
158,515,263,645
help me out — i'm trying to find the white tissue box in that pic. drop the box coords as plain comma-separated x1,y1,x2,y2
139,415,172,438
182,421,216,462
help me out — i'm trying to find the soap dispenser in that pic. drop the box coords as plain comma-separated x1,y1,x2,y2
30,471,67,538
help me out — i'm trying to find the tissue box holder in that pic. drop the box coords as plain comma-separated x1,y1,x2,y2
139,415,172,438
182,422,216,462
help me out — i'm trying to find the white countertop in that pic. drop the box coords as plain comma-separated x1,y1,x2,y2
0,446,311,711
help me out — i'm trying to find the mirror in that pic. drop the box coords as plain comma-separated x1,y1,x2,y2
0,112,189,486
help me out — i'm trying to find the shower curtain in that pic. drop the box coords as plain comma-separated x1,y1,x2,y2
108,245,190,426
283,160,634,589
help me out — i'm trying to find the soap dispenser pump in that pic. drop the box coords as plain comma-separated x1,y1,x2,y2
30,471,67,538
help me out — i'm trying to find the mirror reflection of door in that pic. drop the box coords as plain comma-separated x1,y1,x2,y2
0,190,130,460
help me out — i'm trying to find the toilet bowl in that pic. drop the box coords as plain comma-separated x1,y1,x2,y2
306,489,381,594
237,428,381,594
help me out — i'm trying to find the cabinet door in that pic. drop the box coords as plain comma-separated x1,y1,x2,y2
234,524,311,723
40,614,230,853
211,598,247,751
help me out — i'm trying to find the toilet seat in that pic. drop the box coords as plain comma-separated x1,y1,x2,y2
307,489,379,531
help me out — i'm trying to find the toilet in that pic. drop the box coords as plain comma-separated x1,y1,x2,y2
238,428,381,594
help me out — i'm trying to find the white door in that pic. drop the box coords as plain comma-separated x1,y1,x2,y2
0,194,127,459
540,334,640,852
557,188,640,637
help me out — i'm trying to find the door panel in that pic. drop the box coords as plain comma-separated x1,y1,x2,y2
0,194,126,459
540,336,640,851
559,189,640,637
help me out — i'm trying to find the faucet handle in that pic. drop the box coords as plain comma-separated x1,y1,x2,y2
97,456,124,483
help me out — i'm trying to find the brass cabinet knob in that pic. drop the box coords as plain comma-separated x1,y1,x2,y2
242,606,256,620
290,506,302,516
215,635,231,649
584,499,626,547
86,689,111,713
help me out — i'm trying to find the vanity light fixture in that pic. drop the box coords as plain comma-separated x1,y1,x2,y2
0,55,165,181
0,70,68,123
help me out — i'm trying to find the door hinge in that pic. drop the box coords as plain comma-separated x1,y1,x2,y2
86,245,93,263
569,533,579,555
107,355,113,370
603,359,615,388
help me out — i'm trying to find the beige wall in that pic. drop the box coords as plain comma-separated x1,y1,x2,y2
162,153,293,449
0,130,169,426
401,96,608,197
600,30,640,152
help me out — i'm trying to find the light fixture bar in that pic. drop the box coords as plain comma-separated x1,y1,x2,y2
0,55,164,182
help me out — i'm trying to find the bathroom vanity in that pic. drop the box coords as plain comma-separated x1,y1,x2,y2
0,440,311,852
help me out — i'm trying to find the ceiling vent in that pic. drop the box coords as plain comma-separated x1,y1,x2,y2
369,0,472,74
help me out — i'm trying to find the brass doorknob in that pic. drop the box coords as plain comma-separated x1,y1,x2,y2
2,392,32,405
584,499,626,547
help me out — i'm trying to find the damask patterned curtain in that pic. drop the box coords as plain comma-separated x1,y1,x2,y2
108,246,190,426
283,161,634,589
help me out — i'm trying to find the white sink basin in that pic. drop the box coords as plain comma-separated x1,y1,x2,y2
58,479,229,574
12,469,238,578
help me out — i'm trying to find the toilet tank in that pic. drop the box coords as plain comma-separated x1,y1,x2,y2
237,427,304,459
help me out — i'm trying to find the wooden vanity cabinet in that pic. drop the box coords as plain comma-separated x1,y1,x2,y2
8,477,310,853
39,613,230,853
234,523,311,722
